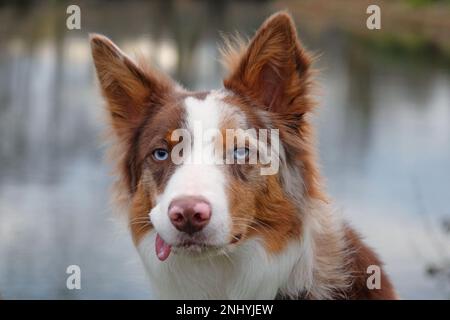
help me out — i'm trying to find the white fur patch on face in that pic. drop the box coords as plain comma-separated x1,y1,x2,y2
149,90,239,246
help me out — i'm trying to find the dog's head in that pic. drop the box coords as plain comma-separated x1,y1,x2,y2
91,12,323,261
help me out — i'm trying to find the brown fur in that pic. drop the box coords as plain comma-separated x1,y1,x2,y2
232,174,302,253
91,34,187,244
222,12,396,299
219,12,325,254
91,11,397,300
218,94,302,253
344,226,397,299
222,12,325,202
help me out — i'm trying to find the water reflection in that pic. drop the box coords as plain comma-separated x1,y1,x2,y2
0,1,449,299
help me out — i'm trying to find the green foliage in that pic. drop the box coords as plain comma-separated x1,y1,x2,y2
406,0,450,7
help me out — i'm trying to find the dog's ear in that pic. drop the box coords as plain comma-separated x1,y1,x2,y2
90,34,173,136
223,12,313,115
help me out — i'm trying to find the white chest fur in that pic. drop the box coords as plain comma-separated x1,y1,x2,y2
137,231,311,299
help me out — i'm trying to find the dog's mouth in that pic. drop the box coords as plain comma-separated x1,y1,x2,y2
155,233,243,261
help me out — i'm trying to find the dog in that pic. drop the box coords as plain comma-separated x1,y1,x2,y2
90,11,397,299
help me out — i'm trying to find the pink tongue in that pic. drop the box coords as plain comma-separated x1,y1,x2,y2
155,233,172,261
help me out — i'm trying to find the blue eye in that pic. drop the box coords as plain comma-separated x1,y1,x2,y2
152,149,169,161
234,147,249,161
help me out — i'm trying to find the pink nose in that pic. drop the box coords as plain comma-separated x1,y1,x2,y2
168,196,212,235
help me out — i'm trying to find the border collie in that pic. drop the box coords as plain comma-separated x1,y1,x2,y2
90,11,397,299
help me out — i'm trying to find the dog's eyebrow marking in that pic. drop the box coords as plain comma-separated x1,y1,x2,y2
180,91,209,101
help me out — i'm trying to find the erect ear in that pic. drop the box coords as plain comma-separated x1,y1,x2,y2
90,34,173,136
223,12,313,115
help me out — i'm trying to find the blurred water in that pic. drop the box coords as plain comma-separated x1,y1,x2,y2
0,1,449,299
